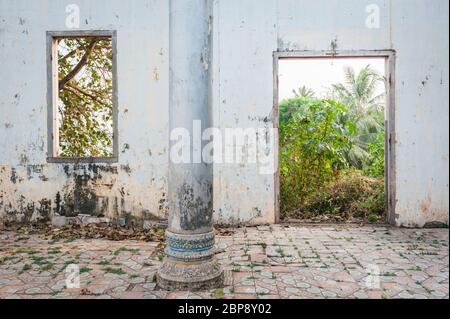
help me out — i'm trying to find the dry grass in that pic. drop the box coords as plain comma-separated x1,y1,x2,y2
283,169,385,223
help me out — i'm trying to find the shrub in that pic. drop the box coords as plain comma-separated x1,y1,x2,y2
283,169,385,221
279,97,319,125
280,98,354,214
364,130,385,177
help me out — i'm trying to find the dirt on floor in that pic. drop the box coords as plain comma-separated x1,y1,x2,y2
0,221,236,243
0,222,166,243
0,224,448,299
282,214,387,225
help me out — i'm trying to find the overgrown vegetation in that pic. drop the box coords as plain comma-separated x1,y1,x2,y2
57,37,113,157
280,65,386,222
284,169,385,222
280,98,353,212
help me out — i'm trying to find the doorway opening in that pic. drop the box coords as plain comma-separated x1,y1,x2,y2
274,51,395,224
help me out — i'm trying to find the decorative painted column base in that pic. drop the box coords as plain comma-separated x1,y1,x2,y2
156,230,224,291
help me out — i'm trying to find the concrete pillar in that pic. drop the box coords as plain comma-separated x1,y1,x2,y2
156,0,224,290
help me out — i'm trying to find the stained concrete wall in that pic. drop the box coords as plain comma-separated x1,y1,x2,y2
0,0,170,224
212,0,449,227
390,0,449,227
0,0,448,227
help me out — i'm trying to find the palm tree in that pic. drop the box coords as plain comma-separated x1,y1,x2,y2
331,65,386,168
293,85,316,98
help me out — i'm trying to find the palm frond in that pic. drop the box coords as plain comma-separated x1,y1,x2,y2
331,64,386,165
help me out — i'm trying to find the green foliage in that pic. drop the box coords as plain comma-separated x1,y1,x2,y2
331,65,385,168
57,38,113,157
279,65,387,221
214,288,225,299
279,98,354,213
290,169,385,221
103,267,126,275
279,96,317,125
364,130,385,177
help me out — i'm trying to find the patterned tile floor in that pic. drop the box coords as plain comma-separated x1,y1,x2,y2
0,224,448,299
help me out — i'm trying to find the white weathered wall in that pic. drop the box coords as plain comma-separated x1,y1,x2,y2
0,0,170,223
212,0,278,225
391,0,449,227
212,0,449,227
0,0,448,227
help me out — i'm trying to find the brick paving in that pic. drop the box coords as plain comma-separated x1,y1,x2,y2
0,224,448,299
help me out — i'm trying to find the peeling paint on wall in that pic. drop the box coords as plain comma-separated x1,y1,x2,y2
0,163,169,224
0,0,448,227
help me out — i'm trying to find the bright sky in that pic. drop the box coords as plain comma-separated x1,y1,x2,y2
278,58,386,102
